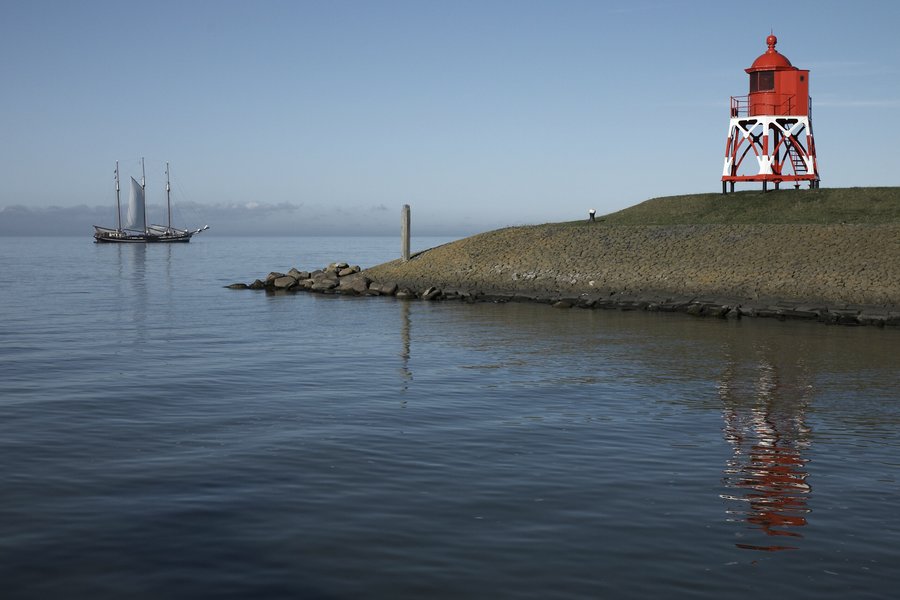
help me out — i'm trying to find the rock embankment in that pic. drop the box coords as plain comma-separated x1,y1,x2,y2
229,223,900,327
227,261,435,299
228,262,372,294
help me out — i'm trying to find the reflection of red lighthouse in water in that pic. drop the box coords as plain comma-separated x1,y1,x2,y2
726,410,811,550
722,34,820,193
720,362,812,551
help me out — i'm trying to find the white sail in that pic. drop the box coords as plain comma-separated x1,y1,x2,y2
125,177,146,231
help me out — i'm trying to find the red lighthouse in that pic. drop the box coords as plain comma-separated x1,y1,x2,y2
722,35,820,193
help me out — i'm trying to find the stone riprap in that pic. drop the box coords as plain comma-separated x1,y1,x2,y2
229,223,900,327
227,262,367,293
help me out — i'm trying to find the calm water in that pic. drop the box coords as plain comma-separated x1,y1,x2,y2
0,236,898,599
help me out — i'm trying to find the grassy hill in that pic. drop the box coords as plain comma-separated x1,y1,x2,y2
363,187,899,313
580,187,900,226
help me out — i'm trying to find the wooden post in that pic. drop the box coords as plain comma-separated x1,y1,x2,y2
401,204,410,261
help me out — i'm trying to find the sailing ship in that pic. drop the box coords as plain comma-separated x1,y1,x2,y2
93,158,208,243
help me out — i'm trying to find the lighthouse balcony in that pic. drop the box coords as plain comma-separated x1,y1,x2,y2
730,95,812,118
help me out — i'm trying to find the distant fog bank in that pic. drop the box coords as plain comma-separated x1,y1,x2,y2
0,202,485,237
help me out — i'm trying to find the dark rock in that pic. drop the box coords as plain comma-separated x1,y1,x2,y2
249,279,266,290
337,265,361,277
395,288,416,299
595,299,618,309
706,305,730,318
338,274,371,295
375,282,398,295
738,306,756,317
778,308,819,320
660,298,693,312
796,305,826,319
311,279,339,292
226,283,249,289
311,275,339,291
577,297,597,308
755,307,781,319
686,303,703,316
620,300,650,311
830,309,860,325
858,313,887,327
273,276,298,290
552,300,573,309
421,286,442,301
265,272,285,285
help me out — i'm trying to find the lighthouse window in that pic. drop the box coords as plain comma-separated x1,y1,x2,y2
750,71,775,92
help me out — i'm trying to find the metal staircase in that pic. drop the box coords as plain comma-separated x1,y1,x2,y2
787,144,807,175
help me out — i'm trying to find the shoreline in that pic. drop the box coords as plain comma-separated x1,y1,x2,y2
230,222,900,328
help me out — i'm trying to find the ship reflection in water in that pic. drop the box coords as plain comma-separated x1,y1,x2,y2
719,350,813,552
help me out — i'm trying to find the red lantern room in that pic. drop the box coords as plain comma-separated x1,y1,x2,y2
722,35,820,193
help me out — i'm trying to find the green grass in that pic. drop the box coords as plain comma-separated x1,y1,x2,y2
566,187,900,226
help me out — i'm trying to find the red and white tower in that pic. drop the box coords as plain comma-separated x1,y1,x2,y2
722,35,820,193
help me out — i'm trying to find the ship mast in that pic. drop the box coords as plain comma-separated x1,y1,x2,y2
141,157,148,234
166,162,172,233
114,160,121,233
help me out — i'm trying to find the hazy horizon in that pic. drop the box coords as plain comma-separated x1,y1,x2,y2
0,201,498,237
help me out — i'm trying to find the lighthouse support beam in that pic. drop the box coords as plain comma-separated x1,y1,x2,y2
721,114,818,192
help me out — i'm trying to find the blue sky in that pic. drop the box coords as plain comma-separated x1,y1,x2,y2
1,0,898,235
